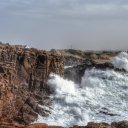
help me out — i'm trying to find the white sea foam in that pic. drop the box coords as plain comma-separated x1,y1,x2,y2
64,66,74,69
111,52,128,71
35,52,128,127
36,68,128,127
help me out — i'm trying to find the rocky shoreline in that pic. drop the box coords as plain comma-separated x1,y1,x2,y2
1,120,128,128
0,44,128,128
64,59,127,84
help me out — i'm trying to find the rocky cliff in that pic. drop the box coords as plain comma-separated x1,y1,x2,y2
64,58,126,84
1,46,128,128
0,43,64,125
58,49,119,66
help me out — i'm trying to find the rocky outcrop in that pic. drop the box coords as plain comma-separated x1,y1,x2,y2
71,121,128,128
63,55,84,66
59,49,119,66
64,59,126,84
1,120,128,128
0,43,64,125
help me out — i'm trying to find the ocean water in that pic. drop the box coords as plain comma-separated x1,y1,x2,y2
36,52,128,127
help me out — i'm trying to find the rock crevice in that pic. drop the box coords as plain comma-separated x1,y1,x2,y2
0,44,64,125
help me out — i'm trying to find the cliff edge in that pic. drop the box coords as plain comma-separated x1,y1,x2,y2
0,43,64,125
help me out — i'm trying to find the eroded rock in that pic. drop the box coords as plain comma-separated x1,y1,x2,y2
64,59,127,84
0,43,64,125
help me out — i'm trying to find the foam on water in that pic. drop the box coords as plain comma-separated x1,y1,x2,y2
111,52,128,71
64,66,74,69
36,52,128,127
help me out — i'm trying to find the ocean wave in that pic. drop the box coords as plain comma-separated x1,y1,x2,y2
111,52,128,71
36,68,128,127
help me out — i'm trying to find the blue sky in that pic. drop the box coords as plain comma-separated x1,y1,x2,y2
0,0,128,50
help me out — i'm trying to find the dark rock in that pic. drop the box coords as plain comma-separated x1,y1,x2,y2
111,121,128,128
64,59,127,84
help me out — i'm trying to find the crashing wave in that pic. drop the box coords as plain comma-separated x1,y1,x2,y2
111,52,128,71
35,52,128,127
36,69,128,127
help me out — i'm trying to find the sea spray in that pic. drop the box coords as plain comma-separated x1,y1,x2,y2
111,52,128,71
35,52,128,127
36,69,128,127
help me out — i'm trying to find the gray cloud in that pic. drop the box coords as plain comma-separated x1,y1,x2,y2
0,0,128,50
1,0,128,18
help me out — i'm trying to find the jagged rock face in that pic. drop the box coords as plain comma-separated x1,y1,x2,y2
0,44,64,125
59,49,119,66
64,59,126,84
63,56,84,66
